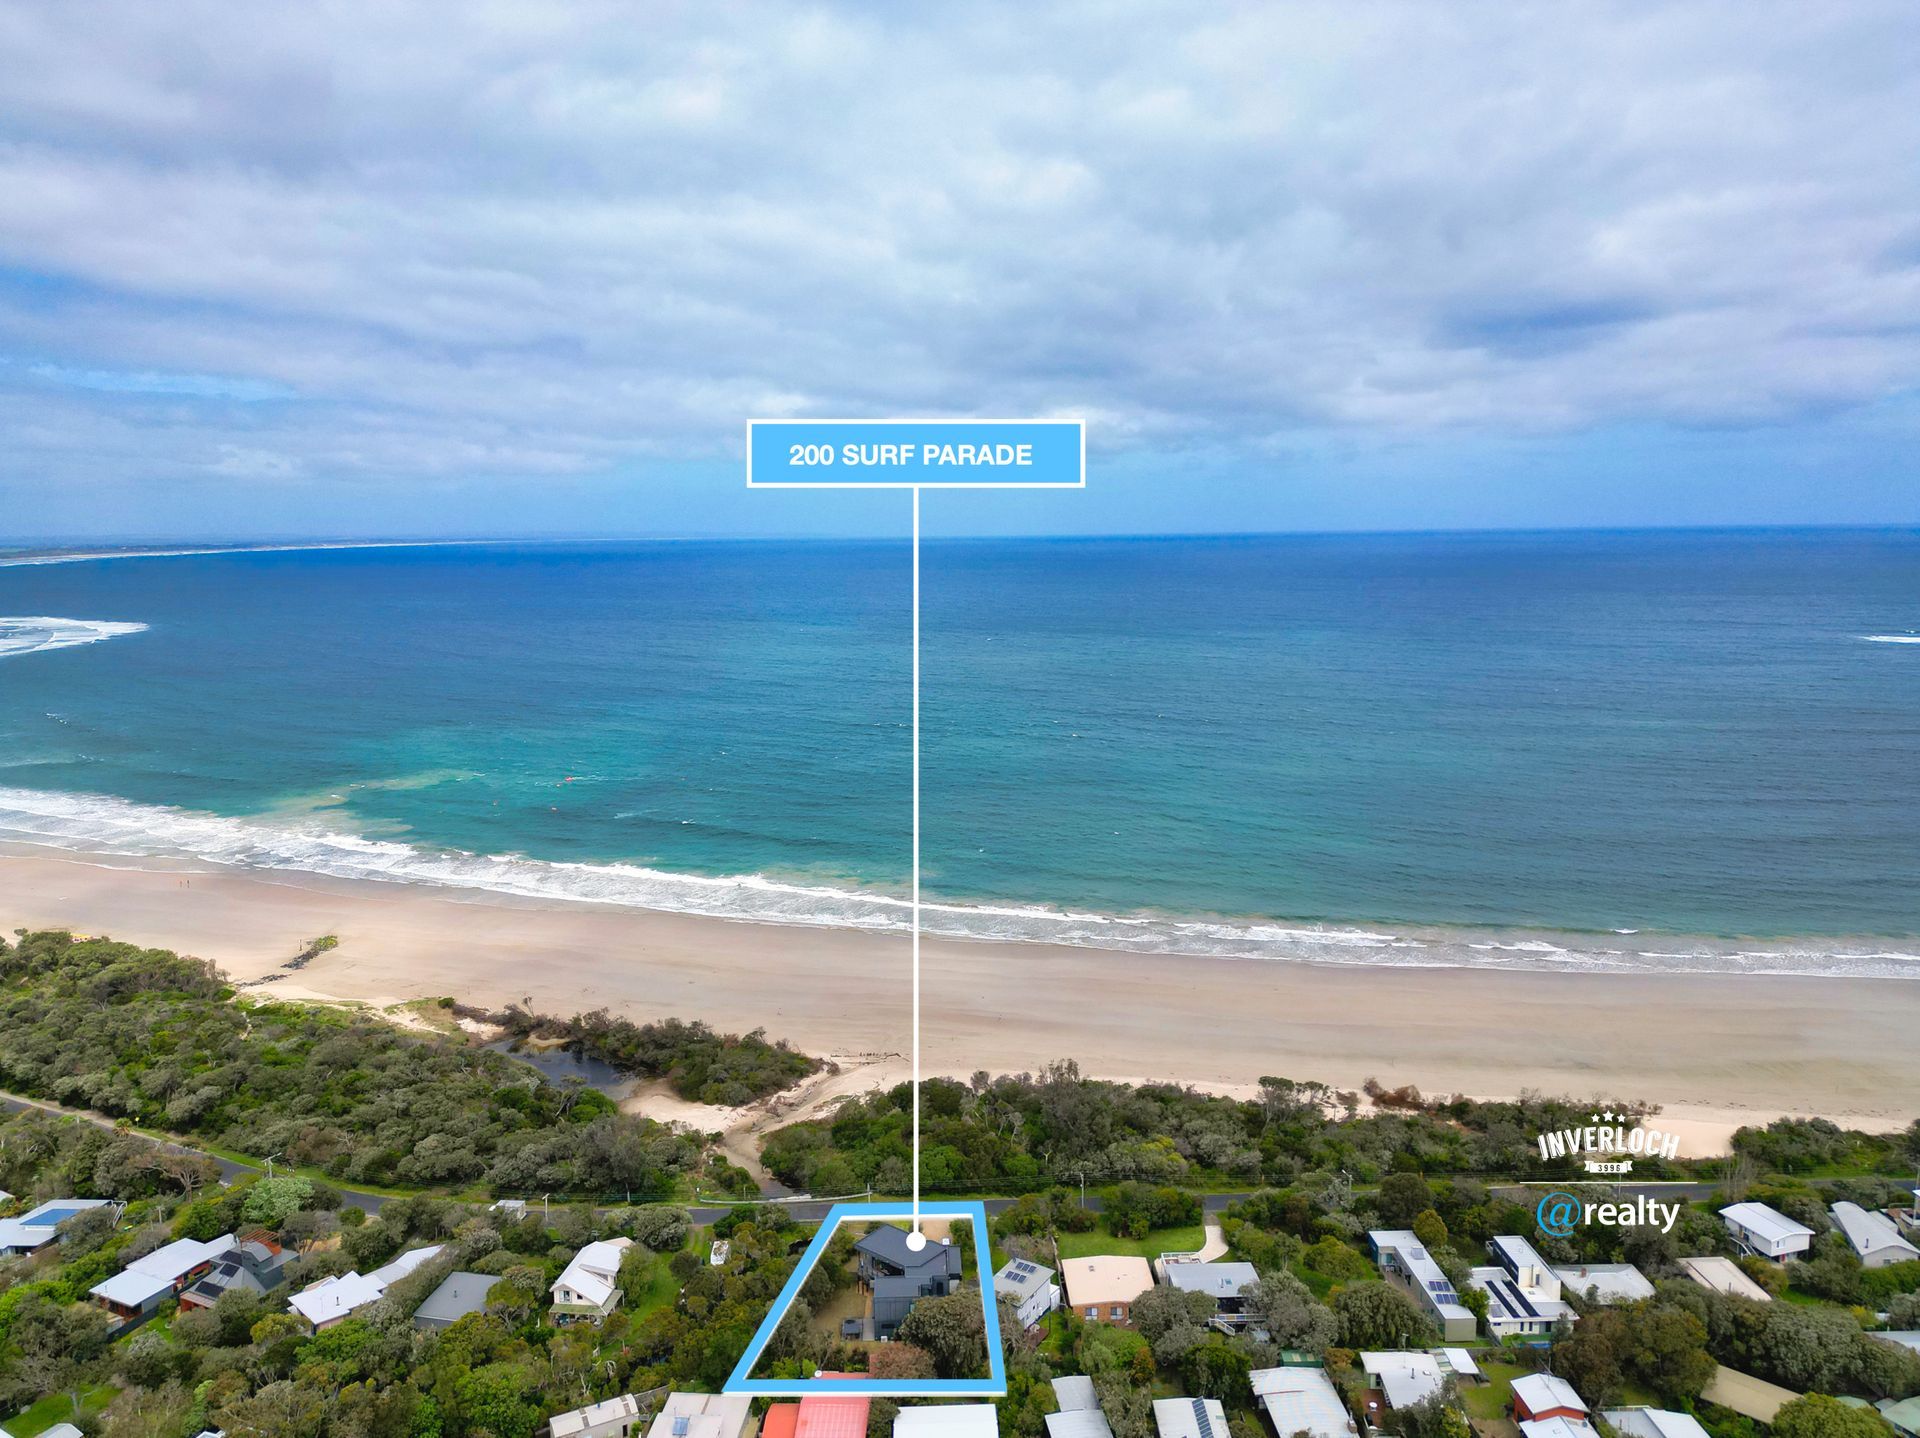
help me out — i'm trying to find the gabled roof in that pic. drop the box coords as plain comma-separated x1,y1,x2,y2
550,1394,643,1438
1152,1397,1228,1438
1602,1409,1713,1438
1519,1420,1599,1438
1831,1202,1920,1261
645,1392,753,1438
855,1226,960,1276
1719,1202,1814,1245
1512,1373,1589,1416
127,1234,235,1282
552,1237,632,1307
1251,1366,1359,1438
288,1244,442,1325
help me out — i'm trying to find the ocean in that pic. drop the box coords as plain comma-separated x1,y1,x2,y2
1,530,1917,978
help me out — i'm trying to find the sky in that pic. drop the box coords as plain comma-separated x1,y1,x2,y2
1,1,1918,541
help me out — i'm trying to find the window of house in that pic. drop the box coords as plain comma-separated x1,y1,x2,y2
1085,1306,1098,1319
1110,1305,1123,1320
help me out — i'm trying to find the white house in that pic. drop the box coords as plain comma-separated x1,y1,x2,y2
1830,1203,1920,1268
1720,1203,1814,1261
289,1244,443,1331
1552,1262,1655,1305
552,1237,633,1323
1153,1398,1229,1438
90,1233,235,1328
644,1393,753,1438
1360,1352,1448,1410
1469,1236,1577,1338
550,1394,646,1438
1251,1367,1360,1438
896,1407,1001,1438
0,1198,114,1256
1368,1230,1476,1341
1603,1410,1713,1438
994,1257,1060,1329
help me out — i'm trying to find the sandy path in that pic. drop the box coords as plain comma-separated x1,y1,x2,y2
6,848,1918,1156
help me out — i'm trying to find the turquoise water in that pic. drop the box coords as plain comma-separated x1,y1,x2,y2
1,531,1917,976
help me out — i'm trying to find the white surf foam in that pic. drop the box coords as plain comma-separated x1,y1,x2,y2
1862,634,1920,644
0,784,1914,981
0,617,149,659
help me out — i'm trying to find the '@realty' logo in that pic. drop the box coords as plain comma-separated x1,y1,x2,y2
1537,1189,1682,1237
1536,1110,1680,1174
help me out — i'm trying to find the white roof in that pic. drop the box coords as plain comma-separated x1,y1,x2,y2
0,1198,113,1251
289,1244,442,1325
1162,1262,1259,1300
130,1234,236,1281
1679,1256,1771,1302
1045,1412,1114,1438
1831,1203,1920,1261
1719,1203,1814,1245
290,1271,385,1325
1251,1367,1358,1438
895,1405,1000,1438
553,1237,632,1308
1603,1410,1713,1438
1052,1377,1100,1412
1360,1352,1446,1410
1369,1231,1474,1325
91,1267,176,1308
370,1244,444,1286
1512,1374,1589,1416
552,1395,643,1438
647,1392,753,1438
1552,1263,1655,1304
1153,1398,1228,1438
1520,1420,1599,1438
1434,1348,1481,1379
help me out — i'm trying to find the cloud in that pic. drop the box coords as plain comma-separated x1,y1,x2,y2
0,0,1917,502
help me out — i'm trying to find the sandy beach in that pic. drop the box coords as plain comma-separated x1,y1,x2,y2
4,846,1918,1156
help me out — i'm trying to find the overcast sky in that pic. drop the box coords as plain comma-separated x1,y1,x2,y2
2,1,1917,540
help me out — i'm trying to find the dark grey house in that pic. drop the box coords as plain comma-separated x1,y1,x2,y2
854,1227,963,1340
178,1233,294,1312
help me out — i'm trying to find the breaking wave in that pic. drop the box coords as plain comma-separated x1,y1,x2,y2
1,785,1916,980
0,617,149,659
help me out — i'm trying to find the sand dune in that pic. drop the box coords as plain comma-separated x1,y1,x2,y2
4,846,1916,1156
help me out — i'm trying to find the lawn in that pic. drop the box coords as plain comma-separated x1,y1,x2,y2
6,1383,116,1435
1055,1224,1207,1261
1462,1362,1524,1422
621,1251,682,1322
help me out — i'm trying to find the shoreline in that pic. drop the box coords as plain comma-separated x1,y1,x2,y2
3,845,1918,1157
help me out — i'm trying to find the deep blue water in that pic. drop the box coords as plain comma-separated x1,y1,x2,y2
1,531,1916,974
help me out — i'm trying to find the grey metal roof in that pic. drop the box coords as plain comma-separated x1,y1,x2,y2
994,1257,1056,1299
413,1271,501,1326
1162,1261,1259,1299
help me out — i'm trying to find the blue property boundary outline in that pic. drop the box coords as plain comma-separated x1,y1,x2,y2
723,1200,1007,1398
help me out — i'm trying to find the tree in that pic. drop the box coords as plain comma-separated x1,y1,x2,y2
216,1379,328,1438
1383,1397,1472,1438
1241,1272,1337,1354
1552,1312,1625,1407
1619,1305,1714,1404
1182,1339,1254,1401
869,1344,937,1380
1377,1173,1432,1227
1771,1396,1896,1438
240,1174,316,1228
1331,1281,1434,1348
1131,1283,1217,1344
896,1291,988,1378
1411,1209,1448,1251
